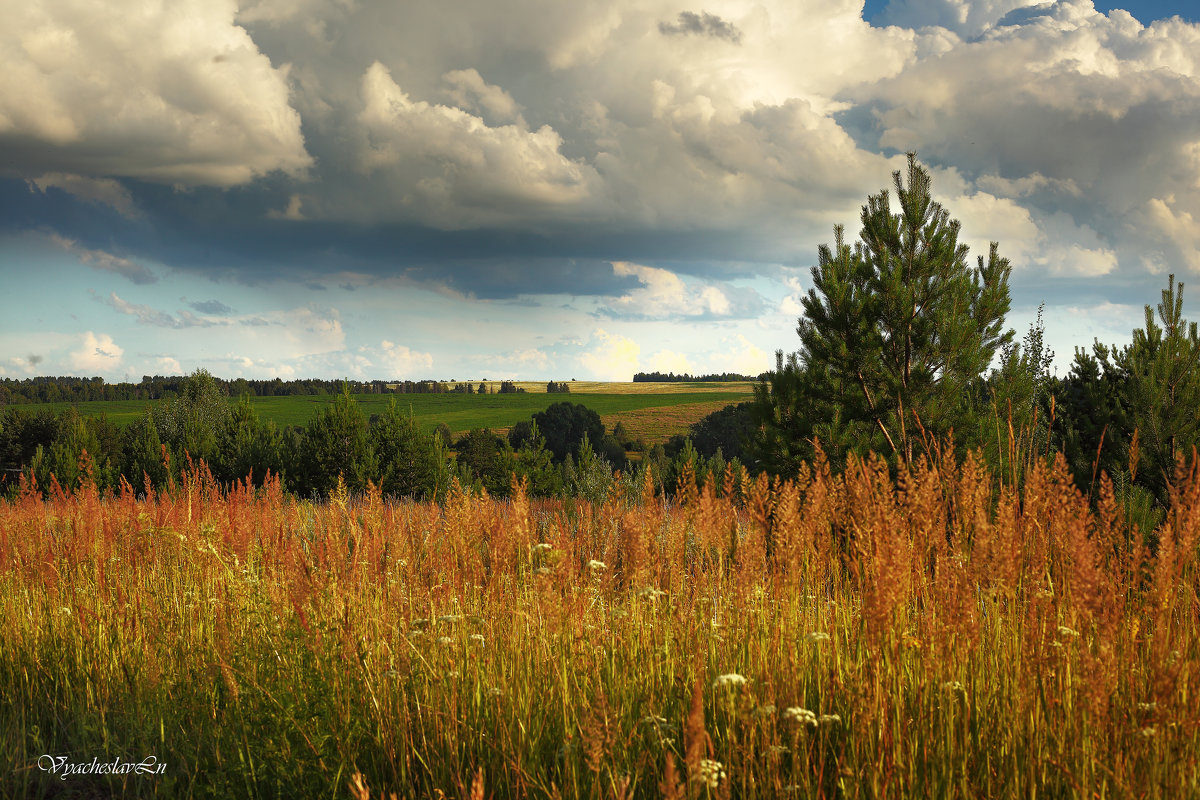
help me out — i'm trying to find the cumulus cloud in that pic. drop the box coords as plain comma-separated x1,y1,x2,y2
51,235,156,284
0,0,311,186
708,334,771,376
28,172,137,217
603,262,761,319
647,349,696,375
378,340,435,377
69,331,123,373
877,0,1045,38
578,328,641,381
354,61,597,225
659,11,743,43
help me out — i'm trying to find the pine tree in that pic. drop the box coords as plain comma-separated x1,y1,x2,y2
753,154,1013,469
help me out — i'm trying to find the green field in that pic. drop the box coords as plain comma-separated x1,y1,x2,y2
23,383,754,442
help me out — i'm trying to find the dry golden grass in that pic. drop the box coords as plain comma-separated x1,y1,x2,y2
2,450,1199,798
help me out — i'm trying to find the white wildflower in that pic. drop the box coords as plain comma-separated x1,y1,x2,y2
942,681,965,694
1140,726,1158,738
587,559,607,571
533,543,553,553
60,607,72,616
641,714,669,726
694,759,726,790
713,673,748,690
784,707,818,727
410,617,431,629
806,631,831,644
469,634,485,647
819,713,841,727
439,614,463,624
755,704,777,717
487,687,502,698
1057,626,1080,638
436,636,453,646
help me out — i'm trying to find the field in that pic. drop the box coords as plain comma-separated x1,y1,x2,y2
2,453,1199,798
25,383,754,442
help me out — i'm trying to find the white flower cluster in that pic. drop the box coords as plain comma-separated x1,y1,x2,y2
819,713,841,727
942,681,965,694
533,543,553,553
587,559,607,571
1057,626,1080,638
806,631,831,644
469,634,485,647
712,673,748,690
784,707,818,727
694,759,726,789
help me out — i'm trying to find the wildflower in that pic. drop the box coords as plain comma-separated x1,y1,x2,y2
410,617,431,629
819,714,841,727
712,673,748,690
641,714,669,726
755,704,777,718
942,681,965,695
469,634,485,647
487,687,502,697
693,759,726,790
587,559,607,571
1057,626,1080,638
439,614,463,624
59,607,72,616
769,745,790,756
1137,702,1157,713
436,636,453,646
784,707,818,727
806,631,831,644
1140,726,1157,738
533,543,553,553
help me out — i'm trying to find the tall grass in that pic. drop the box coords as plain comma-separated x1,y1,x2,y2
2,449,1198,798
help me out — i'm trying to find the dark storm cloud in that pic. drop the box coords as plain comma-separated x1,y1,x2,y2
659,11,743,43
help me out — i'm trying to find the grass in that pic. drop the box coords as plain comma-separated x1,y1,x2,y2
2,450,1198,798
23,387,753,441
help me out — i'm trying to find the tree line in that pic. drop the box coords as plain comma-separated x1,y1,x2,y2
632,371,765,382
3,154,1197,533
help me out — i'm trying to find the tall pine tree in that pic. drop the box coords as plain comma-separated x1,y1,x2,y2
753,154,1013,469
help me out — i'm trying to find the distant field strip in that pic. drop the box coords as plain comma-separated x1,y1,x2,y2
25,386,753,442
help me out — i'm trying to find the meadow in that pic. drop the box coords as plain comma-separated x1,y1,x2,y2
2,448,1198,798
28,382,754,441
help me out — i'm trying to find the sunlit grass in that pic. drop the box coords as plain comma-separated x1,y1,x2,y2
2,451,1198,798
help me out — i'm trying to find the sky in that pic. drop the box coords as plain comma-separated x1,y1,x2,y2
2,0,1199,383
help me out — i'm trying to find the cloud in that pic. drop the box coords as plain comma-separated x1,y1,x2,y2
659,11,743,44
877,0,1045,38
708,334,771,376
185,298,235,315
491,347,553,373
378,340,434,377
603,262,760,319
69,331,123,373
155,356,182,374
103,293,224,328
51,234,156,284
647,349,696,375
354,61,597,226
0,0,311,186
28,173,137,217
577,328,641,381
